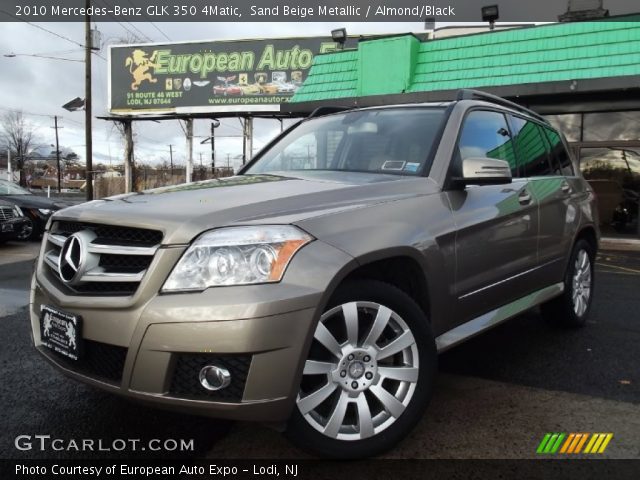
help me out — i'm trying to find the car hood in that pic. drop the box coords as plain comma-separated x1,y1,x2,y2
0,194,70,210
53,172,439,245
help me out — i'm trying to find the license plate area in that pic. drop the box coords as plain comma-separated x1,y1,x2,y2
40,305,83,361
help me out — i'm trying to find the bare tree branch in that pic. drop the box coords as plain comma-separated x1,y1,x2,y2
1,110,40,185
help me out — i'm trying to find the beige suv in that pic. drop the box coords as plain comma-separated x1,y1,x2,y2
30,90,598,458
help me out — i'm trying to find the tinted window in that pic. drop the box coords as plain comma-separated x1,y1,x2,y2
510,116,553,177
457,110,516,176
247,108,445,176
543,127,575,176
544,114,582,142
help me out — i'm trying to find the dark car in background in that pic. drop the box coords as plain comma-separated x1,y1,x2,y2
0,199,29,242
0,179,72,240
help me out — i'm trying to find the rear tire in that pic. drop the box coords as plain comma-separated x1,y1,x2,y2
541,239,595,328
285,279,436,458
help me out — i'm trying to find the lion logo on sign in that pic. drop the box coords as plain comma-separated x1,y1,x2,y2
125,49,159,91
65,322,77,350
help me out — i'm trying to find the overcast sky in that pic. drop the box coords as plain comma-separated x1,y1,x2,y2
0,21,427,171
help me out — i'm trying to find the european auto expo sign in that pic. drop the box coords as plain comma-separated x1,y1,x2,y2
108,36,355,114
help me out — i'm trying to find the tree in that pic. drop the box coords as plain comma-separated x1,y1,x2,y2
1,111,39,186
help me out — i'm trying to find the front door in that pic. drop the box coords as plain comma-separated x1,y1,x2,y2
448,109,539,324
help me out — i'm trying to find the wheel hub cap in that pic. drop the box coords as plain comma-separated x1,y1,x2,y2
348,361,365,379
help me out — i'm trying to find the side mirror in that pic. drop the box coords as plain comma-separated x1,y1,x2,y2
455,157,512,186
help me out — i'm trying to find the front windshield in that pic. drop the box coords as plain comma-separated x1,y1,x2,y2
0,179,29,195
246,107,445,176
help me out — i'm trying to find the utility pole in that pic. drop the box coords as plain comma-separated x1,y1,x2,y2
241,117,253,165
186,118,193,183
123,120,133,192
84,2,93,201
52,116,62,193
7,148,11,182
211,121,216,173
168,144,174,176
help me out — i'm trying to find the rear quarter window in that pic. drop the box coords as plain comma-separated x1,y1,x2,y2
543,127,575,176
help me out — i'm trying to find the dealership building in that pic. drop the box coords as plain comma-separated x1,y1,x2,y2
289,16,640,240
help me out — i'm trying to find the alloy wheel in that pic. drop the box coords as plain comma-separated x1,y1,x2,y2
17,219,34,240
296,301,419,441
571,249,592,317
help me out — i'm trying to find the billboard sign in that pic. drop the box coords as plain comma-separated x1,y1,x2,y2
108,37,356,115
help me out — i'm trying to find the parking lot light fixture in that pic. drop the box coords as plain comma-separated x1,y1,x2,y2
331,28,347,49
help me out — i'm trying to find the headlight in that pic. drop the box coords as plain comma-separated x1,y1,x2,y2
37,208,53,215
162,225,313,292
13,205,23,217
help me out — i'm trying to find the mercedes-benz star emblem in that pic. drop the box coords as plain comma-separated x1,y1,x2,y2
58,230,98,285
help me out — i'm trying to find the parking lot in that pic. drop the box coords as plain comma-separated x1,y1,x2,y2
0,241,638,460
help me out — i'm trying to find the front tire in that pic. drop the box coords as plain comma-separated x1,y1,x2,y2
17,218,38,241
286,279,436,458
541,239,595,327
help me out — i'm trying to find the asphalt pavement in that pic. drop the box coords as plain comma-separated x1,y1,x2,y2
0,242,638,460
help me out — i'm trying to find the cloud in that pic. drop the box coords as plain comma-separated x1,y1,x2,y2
1,21,423,166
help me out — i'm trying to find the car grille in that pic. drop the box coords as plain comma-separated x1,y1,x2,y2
169,354,252,402
0,206,15,220
53,221,163,246
46,339,128,385
42,221,163,296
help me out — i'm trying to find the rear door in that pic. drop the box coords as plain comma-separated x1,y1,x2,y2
539,125,580,280
508,116,571,287
448,109,539,323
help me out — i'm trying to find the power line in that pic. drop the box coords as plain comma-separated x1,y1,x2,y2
125,0,171,42
0,106,59,118
148,22,171,42
94,0,152,43
4,53,83,62
125,21,154,43
0,9,84,47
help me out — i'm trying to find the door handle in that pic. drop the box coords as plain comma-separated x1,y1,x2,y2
518,190,532,205
561,181,572,194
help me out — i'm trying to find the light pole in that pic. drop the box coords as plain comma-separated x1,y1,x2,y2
84,3,93,201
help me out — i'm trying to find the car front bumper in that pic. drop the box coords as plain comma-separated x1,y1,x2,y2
0,217,29,240
30,239,354,422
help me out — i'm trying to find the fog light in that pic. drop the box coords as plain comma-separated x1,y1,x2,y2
199,365,231,391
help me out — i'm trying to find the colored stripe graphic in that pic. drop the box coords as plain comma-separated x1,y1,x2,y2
537,433,565,454
574,434,589,453
538,433,613,454
584,433,614,454
537,433,552,454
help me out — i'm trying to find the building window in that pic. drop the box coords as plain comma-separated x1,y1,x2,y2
583,112,640,142
580,147,640,236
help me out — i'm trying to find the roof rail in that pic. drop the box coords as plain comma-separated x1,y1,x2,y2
456,89,549,124
307,106,351,118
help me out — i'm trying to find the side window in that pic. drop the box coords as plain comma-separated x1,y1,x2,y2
510,116,553,177
543,127,575,176
458,110,517,177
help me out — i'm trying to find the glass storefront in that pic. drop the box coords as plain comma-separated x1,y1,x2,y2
580,148,640,236
545,111,640,238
